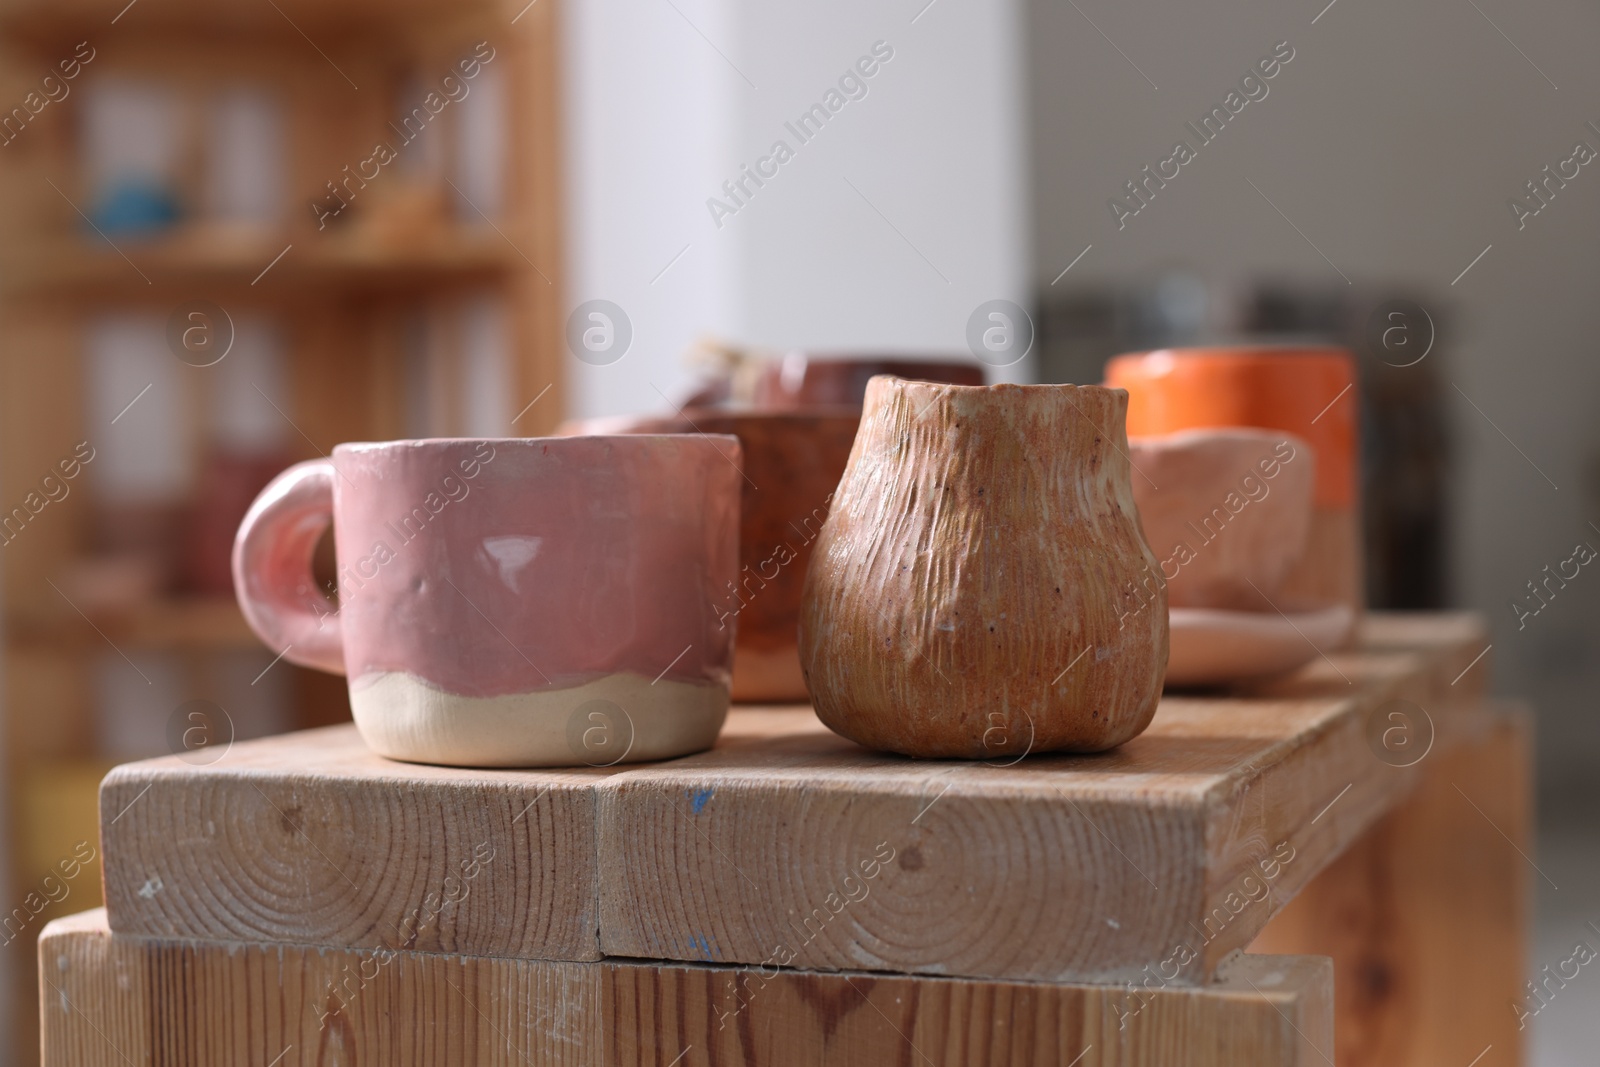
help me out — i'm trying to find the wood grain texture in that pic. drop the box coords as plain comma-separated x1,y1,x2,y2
41,909,1334,1067
99,725,607,961
600,613,1489,983
100,614,1489,987
1250,701,1530,1067
503,0,568,437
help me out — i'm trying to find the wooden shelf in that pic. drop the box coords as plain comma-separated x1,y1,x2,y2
0,0,508,49
10,597,262,652
5,225,526,297
0,0,565,1050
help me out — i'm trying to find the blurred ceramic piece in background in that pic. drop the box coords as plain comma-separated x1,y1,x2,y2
1127,429,1314,611
561,410,859,703
799,377,1167,758
233,436,741,767
184,448,295,597
1106,346,1362,632
754,351,985,409
1128,426,1353,686
677,336,775,408
1166,603,1356,687
55,554,164,615
81,79,187,236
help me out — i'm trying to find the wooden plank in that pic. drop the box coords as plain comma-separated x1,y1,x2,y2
99,614,1488,985
597,614,1488,983
504,0,567,436
1249,701,1530,1067
40,908,1334,1067
99,725,607,961
97,709,813,963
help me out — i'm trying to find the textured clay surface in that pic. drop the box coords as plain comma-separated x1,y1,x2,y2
799,377,1168,758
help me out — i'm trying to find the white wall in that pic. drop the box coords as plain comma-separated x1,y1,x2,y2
561,0,1031,420
561,0,740,419
726,0,1029,365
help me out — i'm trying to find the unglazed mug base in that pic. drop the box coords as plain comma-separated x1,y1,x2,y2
349,671,729,768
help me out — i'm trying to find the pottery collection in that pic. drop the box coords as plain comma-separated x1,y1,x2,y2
233,436,741,767
233,349,1368,765
798,378,1168,758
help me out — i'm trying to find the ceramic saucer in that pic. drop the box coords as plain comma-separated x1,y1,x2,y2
1166,604,1356,687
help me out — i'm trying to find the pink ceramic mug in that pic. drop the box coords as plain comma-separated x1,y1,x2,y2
232,436,742,767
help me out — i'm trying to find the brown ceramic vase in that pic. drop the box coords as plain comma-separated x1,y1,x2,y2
560,410,861,703
798,377,1168,758
753,353,985,409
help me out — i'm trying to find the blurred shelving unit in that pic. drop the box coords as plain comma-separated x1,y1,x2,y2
0,0,565,1058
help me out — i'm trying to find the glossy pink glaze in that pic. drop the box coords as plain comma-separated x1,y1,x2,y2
233,436,742,697
232,459,345,673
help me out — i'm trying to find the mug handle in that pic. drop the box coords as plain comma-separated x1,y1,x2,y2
231,459,346,675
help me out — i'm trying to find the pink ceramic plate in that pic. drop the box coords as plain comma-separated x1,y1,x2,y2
1166,605,1356,687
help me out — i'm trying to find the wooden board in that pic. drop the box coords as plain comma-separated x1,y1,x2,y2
98,726,608,962
40,908,1335,1067
99,613,1490,985
1250,701,1529,1067
599,616,1486,984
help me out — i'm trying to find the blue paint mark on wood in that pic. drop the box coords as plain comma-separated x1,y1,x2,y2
689,788,714,814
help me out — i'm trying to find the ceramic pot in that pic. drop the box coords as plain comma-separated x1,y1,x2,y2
1105,346,1362,626
798,377,1168,758
754,353,984,409
233,436,742,767
1127,427,1353,687
561,411,860,702
1127,428,1315,611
